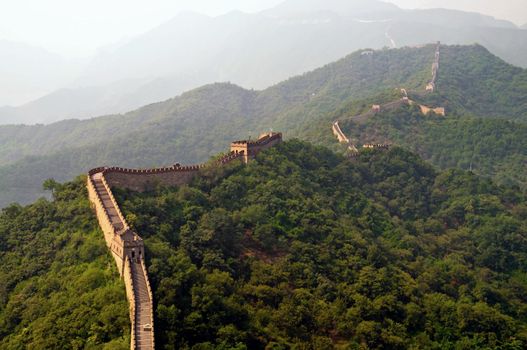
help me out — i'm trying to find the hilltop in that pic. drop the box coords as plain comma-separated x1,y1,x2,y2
1,44,527,207
2,141,527,348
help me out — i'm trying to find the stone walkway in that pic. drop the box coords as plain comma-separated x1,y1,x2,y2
90,171,155,350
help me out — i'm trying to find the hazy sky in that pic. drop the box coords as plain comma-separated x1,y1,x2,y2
0,0,525,58
389,0,527,25
0,0,283,57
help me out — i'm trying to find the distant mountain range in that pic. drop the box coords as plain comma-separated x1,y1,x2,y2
1,0,527,125
0,43,526,207
0,40,80,107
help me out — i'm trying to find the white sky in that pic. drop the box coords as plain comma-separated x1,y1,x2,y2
389,0,527,25
0,0,283,57
0,0,525,58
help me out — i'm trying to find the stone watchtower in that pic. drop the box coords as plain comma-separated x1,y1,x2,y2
230,132,283,163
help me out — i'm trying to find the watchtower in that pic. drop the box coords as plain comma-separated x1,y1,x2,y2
231,132,283,163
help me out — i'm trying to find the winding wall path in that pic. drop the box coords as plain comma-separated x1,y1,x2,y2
332,42,443,151
89,169,155,350
87,133,282,350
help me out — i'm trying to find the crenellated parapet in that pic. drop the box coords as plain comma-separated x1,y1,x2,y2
363,143,391,150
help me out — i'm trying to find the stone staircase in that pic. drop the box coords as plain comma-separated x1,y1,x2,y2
91,173,125,230
131,260,154,350
88,170,155,349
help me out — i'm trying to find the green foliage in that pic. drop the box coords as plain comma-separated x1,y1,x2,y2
430,45,527,120
0,176,129,348
113,141,527,349
340,105,527,189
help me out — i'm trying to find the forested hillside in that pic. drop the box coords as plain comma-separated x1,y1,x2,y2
338,104,527,189
1,140,527,348
421,45,527,119
1,44,526,207
0,177,129,348
111,141,527,349
0,45,437,207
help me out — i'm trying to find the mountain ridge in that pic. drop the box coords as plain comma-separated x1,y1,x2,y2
2,2,527,125
0,44,526,207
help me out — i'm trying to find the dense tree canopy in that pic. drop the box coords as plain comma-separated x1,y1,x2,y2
339,104,527,190
0,178,129,349
112,141,527,349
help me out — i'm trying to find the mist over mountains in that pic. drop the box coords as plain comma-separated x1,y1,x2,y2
1,0,527,125
0,40,80,107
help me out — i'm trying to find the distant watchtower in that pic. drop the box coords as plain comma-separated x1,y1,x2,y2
231,132,283,163
426,82,435,92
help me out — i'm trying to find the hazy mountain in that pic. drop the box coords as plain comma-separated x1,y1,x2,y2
2,0,527,125
262,0,399,17
389,0,527,27
0,44,526,207
0,40,80,107
522,23,527,29
0,44,437,205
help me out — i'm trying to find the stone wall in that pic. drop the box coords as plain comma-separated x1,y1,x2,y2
104,167,201,192
87,172,119,254
231,132,282,163
87,133,281,350
332,121,349,144
420,105,446,116
103,151,245,192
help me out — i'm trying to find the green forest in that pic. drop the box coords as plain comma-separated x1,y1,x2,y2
423,45,527,120
0,179,129,348
107,141,527,349
2,140,527,348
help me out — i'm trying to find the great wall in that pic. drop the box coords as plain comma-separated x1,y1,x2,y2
86,43,443,349
87,132,282,350
333,42,444,152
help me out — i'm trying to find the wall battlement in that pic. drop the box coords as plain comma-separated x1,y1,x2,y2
87,132,282,350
